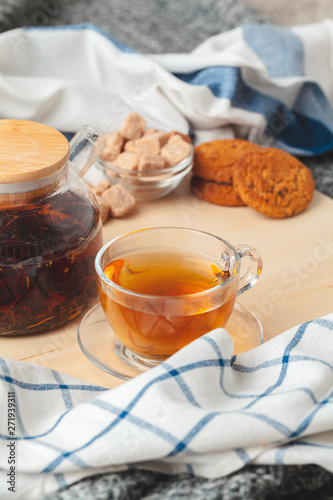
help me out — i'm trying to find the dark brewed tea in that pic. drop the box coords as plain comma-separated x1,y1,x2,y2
0,190,102,335
99,249,235,358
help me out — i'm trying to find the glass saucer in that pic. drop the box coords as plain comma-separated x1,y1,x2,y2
77,302,264,381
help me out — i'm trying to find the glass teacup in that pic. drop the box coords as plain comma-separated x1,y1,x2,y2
95,227,263,367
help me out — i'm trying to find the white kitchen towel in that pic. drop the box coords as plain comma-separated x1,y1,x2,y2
1,21,333,155
0,314,332,499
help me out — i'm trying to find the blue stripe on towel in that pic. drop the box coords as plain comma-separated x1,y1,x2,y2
233,355,333,374
0,410,70,441
186,464,194,475
235,448,251,464
167,413,218,457
174,66,272,115
313,318,333,330
203,336,251,400
289,390,333,438
55,474,67,490
0,373,107,393
241,323,309,411
162,363,201,408
242,24,305,77
52,370,74,410
175,66,333,154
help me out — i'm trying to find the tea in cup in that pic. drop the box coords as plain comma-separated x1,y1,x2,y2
95,227,262,367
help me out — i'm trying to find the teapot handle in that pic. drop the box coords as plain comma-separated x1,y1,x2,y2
69,125,106,176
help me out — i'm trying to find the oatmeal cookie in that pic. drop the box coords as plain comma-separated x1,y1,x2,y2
193,139,261,184
191,176,245,207
232,148,315,218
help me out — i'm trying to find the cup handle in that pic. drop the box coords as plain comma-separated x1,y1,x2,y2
235,244,263,297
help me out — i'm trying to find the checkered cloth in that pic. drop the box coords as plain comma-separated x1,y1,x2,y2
1,21,333,156
0,314,333,499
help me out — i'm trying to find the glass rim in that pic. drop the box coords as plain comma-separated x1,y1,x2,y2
95,226,240,301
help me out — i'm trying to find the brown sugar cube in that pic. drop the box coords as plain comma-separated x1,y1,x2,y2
95,179,111,195
138,154,171,172
151,131,169,148
100,132,124,161
124,135,160,156
111,151,139,171
95,195,110,224
144,128,158,136
161,135,191,164
102,184,136,218
120,112,146,140
123,140,136,153
167,130,191,144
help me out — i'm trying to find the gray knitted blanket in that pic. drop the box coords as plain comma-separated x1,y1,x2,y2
1,1,333,498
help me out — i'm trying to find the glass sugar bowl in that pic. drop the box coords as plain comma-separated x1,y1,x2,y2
0,120,104,335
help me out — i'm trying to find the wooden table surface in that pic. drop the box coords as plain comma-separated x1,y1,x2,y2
2,175,333,389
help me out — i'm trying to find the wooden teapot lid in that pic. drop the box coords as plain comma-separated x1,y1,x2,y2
0,120,70,184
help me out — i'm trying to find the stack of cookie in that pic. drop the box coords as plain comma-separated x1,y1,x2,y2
191,139,315,218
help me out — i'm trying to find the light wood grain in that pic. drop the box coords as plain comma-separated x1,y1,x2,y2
0,120,69,183
2,175,333,389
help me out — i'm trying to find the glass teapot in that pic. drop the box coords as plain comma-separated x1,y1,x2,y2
0,120,105,335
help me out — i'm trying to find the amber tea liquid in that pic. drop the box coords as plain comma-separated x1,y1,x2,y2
0,190,102,335
98,249,236,359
